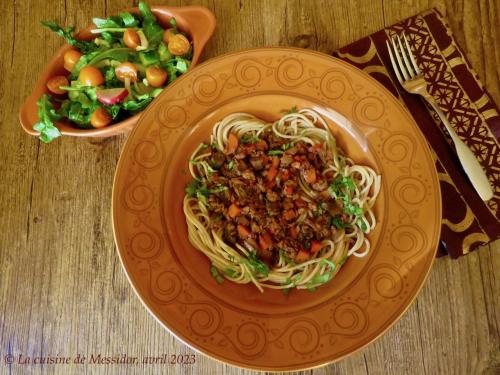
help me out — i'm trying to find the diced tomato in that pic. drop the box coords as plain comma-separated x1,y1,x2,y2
295,250,311,263
284,186,294,196
293,155,302,162
289,226,298,239
225,132,239,155
303,168,317,184
294,198,307,207
258,232,273,250
255,139,268,150
283,209,296,221
237,224,251,238
228,203,241,218
310,241,325,254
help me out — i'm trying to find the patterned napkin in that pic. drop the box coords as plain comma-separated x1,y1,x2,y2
333,9,499,258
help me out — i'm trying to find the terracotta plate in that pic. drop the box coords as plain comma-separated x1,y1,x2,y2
112,47,441,371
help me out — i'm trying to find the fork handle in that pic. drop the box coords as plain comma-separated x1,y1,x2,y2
426,98,493,201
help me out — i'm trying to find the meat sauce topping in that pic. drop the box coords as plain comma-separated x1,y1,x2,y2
187,130,356,267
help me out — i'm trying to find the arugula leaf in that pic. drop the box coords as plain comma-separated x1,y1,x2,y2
169,17,177,27
123,97,153,113
120,12,139,27
33,95,62,143
41,21,98,54
92,17,121,29
138,1,164,47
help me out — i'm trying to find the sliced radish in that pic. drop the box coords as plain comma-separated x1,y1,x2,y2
96,88,128,105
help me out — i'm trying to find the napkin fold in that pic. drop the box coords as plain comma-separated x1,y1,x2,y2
333,9,500,258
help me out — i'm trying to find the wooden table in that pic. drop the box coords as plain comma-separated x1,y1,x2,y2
1,0,498,374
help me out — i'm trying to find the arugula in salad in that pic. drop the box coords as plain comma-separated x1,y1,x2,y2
35,1,192,143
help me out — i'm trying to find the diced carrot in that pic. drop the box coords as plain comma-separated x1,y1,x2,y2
310,241,325,254
271,157,280,168
228,203,241,218
295,250,311,263
303,168,317,184
258,232,273,250
225,132,239,155
237,224,251,238
255,139,268,150
289,226,298,239
284,186,294,196
267,167,278,182
283,209,296,221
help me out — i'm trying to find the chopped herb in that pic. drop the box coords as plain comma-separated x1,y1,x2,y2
227,160,235,171
282,143,293,151
241,133,260,144
307,286,317,292
357,219,368,232
224,268,237,278
329,215,349,229
281,105,298,114
313,203,325,217
268,150,284,156
279,250,296,265
304,241,311,250
242,251,269,277
342,195,363,217
210,266,224,284
305,259,336,289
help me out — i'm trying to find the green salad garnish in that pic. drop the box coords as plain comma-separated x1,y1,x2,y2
35,2,192,143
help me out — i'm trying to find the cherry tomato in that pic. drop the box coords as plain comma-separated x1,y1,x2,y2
46,75,69,95
115,62,138,83
63,49,82,72
168,34,190,56
146,66,167,87
78,66,104,86
163,28,176,44
123,28,140,49
90,107,112,128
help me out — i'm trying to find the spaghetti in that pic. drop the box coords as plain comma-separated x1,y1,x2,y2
184,108,380,292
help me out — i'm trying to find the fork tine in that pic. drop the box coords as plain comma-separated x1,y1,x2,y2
386,40,403,84
397,35,415,78
403,33,420,75
390,37,409,81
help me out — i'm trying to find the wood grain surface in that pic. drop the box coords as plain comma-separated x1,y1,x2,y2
0,0,498,374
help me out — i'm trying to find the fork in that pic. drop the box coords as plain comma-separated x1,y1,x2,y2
386,34,493,201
